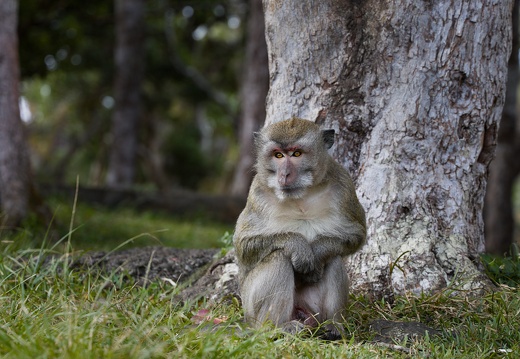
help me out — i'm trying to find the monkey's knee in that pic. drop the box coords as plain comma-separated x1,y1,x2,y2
240,252,295,327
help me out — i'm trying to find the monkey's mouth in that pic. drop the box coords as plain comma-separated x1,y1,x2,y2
278,186,305,199
281,187,300,193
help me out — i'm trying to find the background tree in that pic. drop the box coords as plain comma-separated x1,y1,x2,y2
229,0,269,197
106,0,145,187
484,0,520,256
0,0,31,227
263,0,512,298
18,1,244,191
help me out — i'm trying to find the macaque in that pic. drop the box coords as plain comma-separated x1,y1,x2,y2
233,117,366,339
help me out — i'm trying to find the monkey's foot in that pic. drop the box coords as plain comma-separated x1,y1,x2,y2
319,323,346,341
282,320,309,335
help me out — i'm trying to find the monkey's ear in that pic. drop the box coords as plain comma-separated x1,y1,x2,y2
322,129,335,149
253,132,265,148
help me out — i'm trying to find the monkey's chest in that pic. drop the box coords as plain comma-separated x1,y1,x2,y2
268,201,341,240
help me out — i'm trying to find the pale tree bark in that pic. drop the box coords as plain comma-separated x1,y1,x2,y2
106,0,145,187
264,0,512,298
0,0,31,227
230,0,269,197
484,0,520,256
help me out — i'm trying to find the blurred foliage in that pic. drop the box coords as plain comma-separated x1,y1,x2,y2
19,1,114,78
482,244,520,287
482,177,520,286
19,0,246,191
514,178,520,245
162,120,215,189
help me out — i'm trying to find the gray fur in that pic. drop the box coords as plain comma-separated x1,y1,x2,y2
233,118,366,338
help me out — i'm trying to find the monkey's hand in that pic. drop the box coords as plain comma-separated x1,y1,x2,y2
284,239,323,282
300,262,324,283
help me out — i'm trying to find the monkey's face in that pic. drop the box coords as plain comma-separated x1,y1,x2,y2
254,118,334,201
264,144,315,200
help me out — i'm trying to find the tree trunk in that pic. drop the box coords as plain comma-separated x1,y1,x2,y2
106,0,145,187
264,0,512,298
0,0,31,228
230,0,269,197
484,0,520,256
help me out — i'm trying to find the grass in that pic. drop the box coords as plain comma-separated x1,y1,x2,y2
482,244,520,287
11,196,233,252
0,198,519,358
0,249,518,358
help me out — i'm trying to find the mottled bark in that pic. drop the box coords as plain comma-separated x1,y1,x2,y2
106,0,145,187
484,0,520,256
264,0,512,297
230,0,269,197
0,0,31,227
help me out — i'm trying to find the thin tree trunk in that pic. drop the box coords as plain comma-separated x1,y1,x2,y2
106,0,145,187
230,0,269,197
0,0,31,228
484,0,520,256
264,0,512,298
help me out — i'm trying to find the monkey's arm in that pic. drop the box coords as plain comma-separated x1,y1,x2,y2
234,231,321,277
311,220,366,263
311,176,367,262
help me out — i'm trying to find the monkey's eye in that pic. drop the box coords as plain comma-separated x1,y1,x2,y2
274,152,284,159
292,151,302,157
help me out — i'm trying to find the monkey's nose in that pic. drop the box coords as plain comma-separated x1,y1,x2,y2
278,174,288,186
278,172,293,186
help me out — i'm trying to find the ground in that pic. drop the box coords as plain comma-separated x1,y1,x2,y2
68,246,441,347
70,246,219,288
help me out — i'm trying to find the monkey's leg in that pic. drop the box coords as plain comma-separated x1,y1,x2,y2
241,251,296,328
321,256,349,321
296,256,349,339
